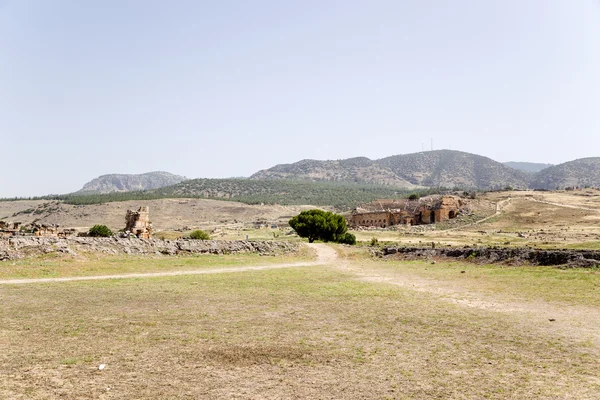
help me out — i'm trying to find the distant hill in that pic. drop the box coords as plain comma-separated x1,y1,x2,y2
77,171,187,194
252,150,530,190
503,162,554,174
250,157,418,188
378,150,530,189
529,158,600,189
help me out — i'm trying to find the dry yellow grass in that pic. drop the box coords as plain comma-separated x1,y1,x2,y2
2,251,600,399
3,190,600,398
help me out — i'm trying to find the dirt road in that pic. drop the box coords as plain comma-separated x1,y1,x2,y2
0,261,320,285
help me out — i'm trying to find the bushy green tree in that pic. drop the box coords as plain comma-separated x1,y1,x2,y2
189,229,211,240
289,209,348,243
88,224,113,237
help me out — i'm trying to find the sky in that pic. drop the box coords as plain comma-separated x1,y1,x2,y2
1,0,600,197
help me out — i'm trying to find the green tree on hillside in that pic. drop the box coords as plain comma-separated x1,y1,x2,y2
288,209,349,243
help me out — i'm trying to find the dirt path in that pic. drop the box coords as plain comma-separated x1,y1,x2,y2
0,262,321,285
0,244,337,285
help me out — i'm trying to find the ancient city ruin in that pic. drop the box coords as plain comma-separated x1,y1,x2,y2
1,205,154,239
350,195,462,228
0,220,76,237
124,206,153,238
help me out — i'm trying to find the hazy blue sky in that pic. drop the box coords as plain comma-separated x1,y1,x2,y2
2,1,599,197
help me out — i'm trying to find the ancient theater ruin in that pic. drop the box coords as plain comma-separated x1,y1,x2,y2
350,195,462,228
124,206,153,238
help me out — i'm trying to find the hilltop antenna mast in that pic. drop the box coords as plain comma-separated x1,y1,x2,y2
422,142,424,152
431,138,433,151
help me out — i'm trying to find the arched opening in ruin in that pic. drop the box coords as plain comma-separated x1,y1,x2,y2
449,210,456,219
430,212,435,224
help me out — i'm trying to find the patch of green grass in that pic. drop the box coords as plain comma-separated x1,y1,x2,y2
565,241,600,250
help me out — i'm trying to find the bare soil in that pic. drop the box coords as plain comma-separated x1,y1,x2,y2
0,198,328,233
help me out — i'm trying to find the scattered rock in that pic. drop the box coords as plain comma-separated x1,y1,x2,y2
380,246,600,268
0,237,298,261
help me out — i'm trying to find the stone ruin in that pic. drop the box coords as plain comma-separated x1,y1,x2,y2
124,206,152,238
350,195,463,228
0,221,21,232
0,220,76,237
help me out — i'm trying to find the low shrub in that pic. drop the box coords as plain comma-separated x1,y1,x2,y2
88,224,113,237
189,230,211,240
336,232,356,245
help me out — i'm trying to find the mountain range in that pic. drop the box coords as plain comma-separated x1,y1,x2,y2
251,150,531,189
77,151,600,194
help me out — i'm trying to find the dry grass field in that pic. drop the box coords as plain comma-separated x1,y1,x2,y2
3,190,600,398
2,244,600,399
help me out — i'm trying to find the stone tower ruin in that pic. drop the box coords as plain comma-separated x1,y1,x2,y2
124,206,152,239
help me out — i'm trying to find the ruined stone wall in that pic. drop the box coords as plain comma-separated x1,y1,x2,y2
32,223,60,237
351,211,391,228
417,209,427,224
378,246,600,268
0,237,299,261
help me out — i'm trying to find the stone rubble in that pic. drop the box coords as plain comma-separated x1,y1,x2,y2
378,246,600,268
0,237,298,261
